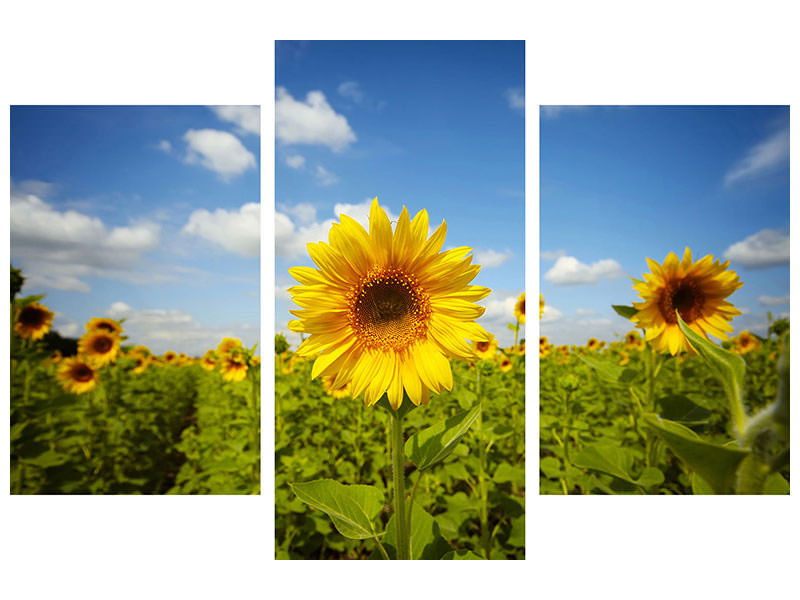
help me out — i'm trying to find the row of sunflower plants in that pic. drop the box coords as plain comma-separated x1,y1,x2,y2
276,198,525,559
10,269,260,494
539,248,790,494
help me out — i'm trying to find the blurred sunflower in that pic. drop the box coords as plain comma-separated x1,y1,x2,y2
44,349,63,367
200,350,218,371
624,330,644,350
162,351,178,365
322,375,352,399
86,317,124,336
220,353,248,382
539,294,544,320
473,337,499,360
733,330,760,355
131,353,151,374
631,247,742,355
217,337,242,356
498,353,513,373
514,292,526,324
618,350,630,366
57,356,100,394
14,302,54,341
586,338,600,352
287,197,491,409
539,336,550,358
78,331,121,366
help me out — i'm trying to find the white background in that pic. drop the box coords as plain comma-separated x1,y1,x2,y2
2,1,797,598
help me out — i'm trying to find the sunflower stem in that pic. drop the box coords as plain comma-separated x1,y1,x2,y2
390,406,410,560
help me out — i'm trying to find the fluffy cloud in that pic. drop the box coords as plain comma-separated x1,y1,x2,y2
285,154,306,169
541,249,566,261
314,165,339,186
758,294,790,306
210,105,260,136
724,229,789,268
157,140,172,153
505,88,524,111
275,87,356,152
540,304,564,324
338,81,364,103
476,292,525,347
183,129,256,180
106,301,258,356
544,256,625,285
278,202,317,225
10,187,160,292
473,248,513,268
182,203,260,257
724,128,789,186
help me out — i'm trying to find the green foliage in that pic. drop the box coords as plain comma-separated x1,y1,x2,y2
290,479,384,540
11,264,24,301
275,333,290,355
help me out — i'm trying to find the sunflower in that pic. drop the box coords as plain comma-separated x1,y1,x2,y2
14,302,54,341
473,337,499,360
624,330,644,350
162,351,178,365
287,197,491,409
322,375,352,399
539,336,551,358
631,247,742,355
44,349,63,367
514,292,526,324
539,294,544,320
733,330,760,355
131,353,151,374
497,353,513,373
85,317,124,336
57,356,100,394
618,350,630,366
586,338,600,352
217,337,243,356
200,350,218,371
220,353,248,382
78,331,121,366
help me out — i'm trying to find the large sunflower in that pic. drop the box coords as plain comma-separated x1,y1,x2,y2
631,247,742,355
288,197,491,409
515,292,526,324
14,302,54,341
78,331,121,366
57,356,100,394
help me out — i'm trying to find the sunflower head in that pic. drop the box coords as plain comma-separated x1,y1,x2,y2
57,356,100,394
14,302,55,341
473,337,499,360
86,317,124,336
220,353,248,382
217,337,243,356
162,351,177,364
131,353,151,374
624,330,644,350
618,350,630,366
497,353,513,373
78,330,121,366
200,350,218,371
586,338,600,351
287,197,491,409
733,330,760,355
514,292,526,324
539,294,544,320
322,375,352,399
631,247,742,355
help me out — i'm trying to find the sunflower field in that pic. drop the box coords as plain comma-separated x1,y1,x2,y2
10,267,260,495
539,249,790,495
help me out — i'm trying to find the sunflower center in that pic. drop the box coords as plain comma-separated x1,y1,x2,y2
347,266,431,352
92,336,113,353
96,322,116,332
20,306,47,327
660,279,705,324
520,300,525,315
476,341,490,352
71,364,94,382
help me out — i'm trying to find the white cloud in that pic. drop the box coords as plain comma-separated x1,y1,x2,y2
275,87,356,152
278,202,317,225
724,229,789,268
285,154,306,169
183,129,256,180
505,88,524,111
758,294,790,306
544,256,626,285
541,249,566,261
314,165,339,186
724,128,789,186
182,203,260,257
540,304,564,324
476,292,524,347
210,105,260,136
473,248,513,268
338,81,364,103
10,188,160,292
157,140,172,153
575,308,599,316
105,302,258,356
541,106,586,118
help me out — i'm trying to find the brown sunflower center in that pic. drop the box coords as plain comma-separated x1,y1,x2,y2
19,306,47,327
660,278,705,324
347,266,431,352
519,300,525,315
476,341,490,352
71,364,94,382
96,322,116,332
92,336,114,353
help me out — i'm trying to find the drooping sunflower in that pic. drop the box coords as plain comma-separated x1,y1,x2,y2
322,375,352,399
473,337,499,361
631,247,743,355
86,317,124,336
733,330,760,355
14,302,55,341
288,197,491,409
78,330,121,366
57,356,100,394
497,353,513,373
514,292,526,324
220,353,248,382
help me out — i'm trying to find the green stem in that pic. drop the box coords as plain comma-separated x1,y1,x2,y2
390,408,409,560
374,537,391,560
477,408,490,559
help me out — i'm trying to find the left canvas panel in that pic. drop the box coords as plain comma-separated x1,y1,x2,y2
10,105,261,494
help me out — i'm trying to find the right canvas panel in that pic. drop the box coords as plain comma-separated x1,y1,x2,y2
539,105,790,495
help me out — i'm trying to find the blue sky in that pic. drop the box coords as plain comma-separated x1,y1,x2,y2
275,41,525,348
540,105,790,345
11,105,260,355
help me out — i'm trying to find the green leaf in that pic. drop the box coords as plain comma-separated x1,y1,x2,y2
763,472,790,495
376,393,418,420
506,515,525,548
442,550,484,559
577,354,624,385
405,405,481,471
642,414,749,494
493,462,525,486
289,479,384,540
20,450,70,468
675,313,746,435
612,304,638,319
573,443,637,484
372,502,452,560
656,394,712,424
